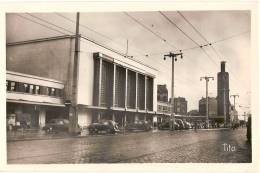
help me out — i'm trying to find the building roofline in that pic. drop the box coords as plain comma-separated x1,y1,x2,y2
7,34,158,72
6,35,75,46
6,70,64,84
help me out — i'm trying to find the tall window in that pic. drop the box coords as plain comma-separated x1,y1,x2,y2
127,70,136,109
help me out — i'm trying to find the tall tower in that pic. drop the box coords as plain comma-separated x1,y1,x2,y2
217,61,230,124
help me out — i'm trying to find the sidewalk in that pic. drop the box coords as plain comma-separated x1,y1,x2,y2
7,127,233,142
7,128,86,142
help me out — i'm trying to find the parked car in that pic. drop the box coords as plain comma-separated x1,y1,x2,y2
88,120,120,134
43,118,81,134
183,121,192,129
175,119,185,130
158,120,180,130
125,120,152,131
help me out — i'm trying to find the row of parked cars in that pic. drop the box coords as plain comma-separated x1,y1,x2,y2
158,119,192,130
42,118,192,135
42,118,153,135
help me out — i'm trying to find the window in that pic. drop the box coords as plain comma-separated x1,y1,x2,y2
55,89,61,97
24,84,29,93
10,82,16,91
28,85,34,94
34,85,40,94
50,88,55,96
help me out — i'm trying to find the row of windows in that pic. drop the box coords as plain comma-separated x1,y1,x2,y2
93,57,154,111
158,105,171,113
6,80,63,98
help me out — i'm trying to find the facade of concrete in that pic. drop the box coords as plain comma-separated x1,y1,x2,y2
199,97,218,118
6,35,158,129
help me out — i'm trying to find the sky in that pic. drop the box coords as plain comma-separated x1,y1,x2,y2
6,11,251,117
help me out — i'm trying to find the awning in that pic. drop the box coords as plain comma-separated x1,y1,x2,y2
7,99,65,107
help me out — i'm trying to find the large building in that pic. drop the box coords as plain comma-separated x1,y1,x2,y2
157,84,168,102
217,61,230,124
198,97,217,117
6,35,158,131
169,97,188,115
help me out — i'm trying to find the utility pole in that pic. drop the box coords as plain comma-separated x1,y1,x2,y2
69,12,80,134
200,76,214,128
164,52,183,131
230,94,239,110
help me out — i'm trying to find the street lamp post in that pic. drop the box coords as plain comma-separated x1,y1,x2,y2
230,94,239,110
164,52,183,131
200,76,214,128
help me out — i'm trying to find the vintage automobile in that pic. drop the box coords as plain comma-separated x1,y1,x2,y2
88,120,120,134
42,118,81,134
182,121,192,129
158,120,180,130
125,120,152,132
175,119,185,130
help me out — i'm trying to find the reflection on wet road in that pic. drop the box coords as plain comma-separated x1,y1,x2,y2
7,128,251,163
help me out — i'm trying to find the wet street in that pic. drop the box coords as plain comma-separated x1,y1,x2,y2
7,128,251,163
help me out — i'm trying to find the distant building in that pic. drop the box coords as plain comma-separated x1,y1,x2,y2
199,97,217,117
230,105,239,124
217,61,230,123
157,101,171,114
169,97,188,115
157,84,168,102
187,109,199,116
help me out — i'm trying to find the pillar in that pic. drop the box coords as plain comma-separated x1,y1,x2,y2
134,114,139,122
98,58,103,106
125,68,128,108
135,72,138,109
112,113,115,121
112,64,116,107
38,108,46,128
144,76,147,110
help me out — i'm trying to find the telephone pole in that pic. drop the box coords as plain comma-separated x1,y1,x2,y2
200,76,214,128
230,94,239,109
164,52,183,131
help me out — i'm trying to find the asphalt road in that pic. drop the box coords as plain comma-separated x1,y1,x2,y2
7,128,251,163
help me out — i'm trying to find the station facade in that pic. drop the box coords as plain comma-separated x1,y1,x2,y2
6,35,158,129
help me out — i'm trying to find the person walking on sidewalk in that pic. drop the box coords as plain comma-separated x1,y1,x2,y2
194,121,197,132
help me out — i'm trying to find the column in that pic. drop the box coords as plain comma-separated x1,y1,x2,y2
112,64,117,107
38,108,46,128
135,72,138,109
112,113,115,121
98,58,103,106
125,68,128,108
144,76,147,110
98,112,101,122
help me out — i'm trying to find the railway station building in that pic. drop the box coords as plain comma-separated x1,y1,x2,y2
6,35,158,130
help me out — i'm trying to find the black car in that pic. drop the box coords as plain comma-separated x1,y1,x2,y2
175,119,185,130
125,120,152,132
88,120,120,134
158,120,180,130
43,118,81,134
182,121,192,129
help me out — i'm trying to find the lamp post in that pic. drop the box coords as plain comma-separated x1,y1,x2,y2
200,76,214,128
164,52,183,131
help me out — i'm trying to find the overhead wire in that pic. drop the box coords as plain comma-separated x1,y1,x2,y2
159,11,219,69
14,14,68,35
16,13,158,71
176,11,245,91
55,12,147,57
123,12,178,50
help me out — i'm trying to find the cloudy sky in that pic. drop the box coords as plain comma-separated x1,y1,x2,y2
6,11,251,116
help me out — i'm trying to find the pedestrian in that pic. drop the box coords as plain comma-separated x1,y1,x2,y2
194,121,197,132
247,116,251,144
